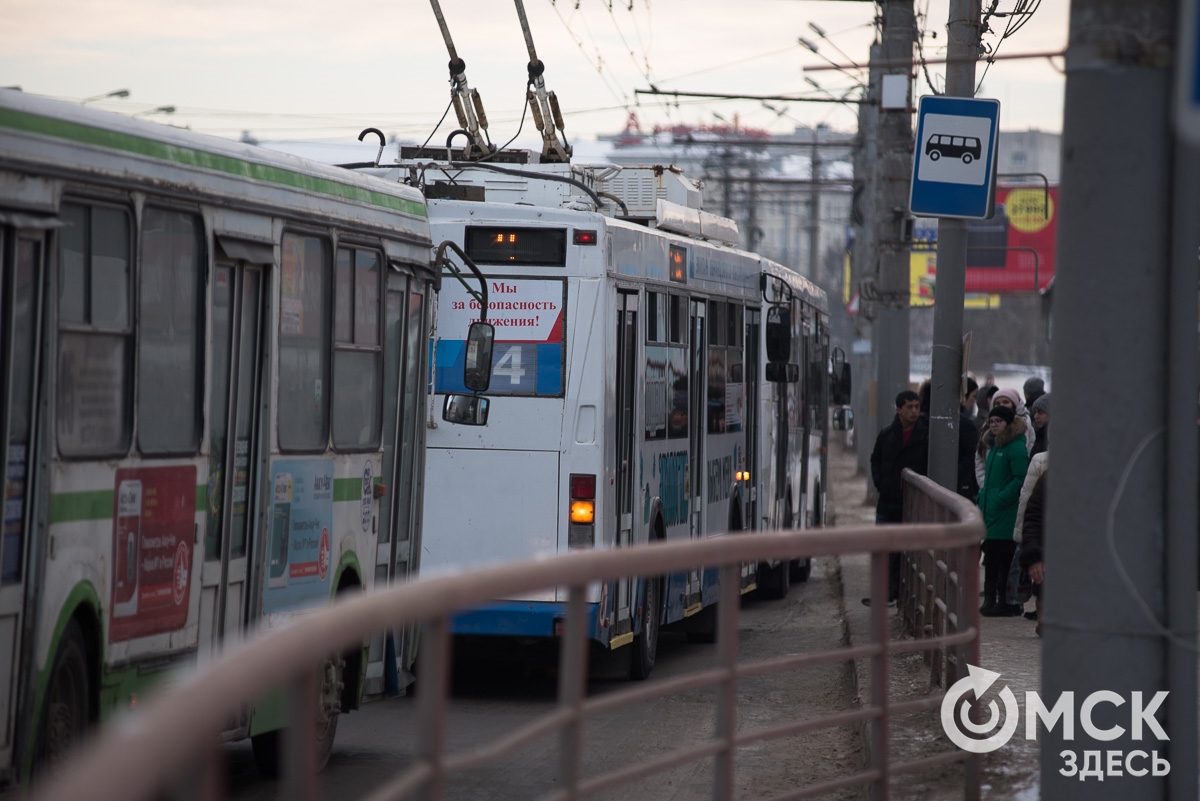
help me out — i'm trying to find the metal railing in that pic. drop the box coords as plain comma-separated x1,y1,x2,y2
898,468,981,692
32,476,983,801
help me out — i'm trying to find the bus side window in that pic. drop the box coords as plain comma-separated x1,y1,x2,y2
278,234,331,452
645,291,668,440
138,208,204,455
332,247,382,451
667,295,688,439
57,202,133,457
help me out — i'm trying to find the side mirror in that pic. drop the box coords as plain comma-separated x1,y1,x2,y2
830,362,852,406
463,322,494,393
833,406,854,431
442,394,490,426
765,305,791,364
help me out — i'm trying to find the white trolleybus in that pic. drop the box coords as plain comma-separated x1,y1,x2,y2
0,89,476,782
397,156,841,680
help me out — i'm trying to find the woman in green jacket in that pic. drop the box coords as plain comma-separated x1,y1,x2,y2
976,404,1029,616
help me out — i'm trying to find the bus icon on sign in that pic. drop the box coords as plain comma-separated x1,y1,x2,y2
925,134,982,164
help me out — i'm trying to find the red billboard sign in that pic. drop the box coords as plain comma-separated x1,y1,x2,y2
964,185,1058,294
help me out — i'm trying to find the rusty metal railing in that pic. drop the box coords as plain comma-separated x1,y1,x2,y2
31,477,983,801
898,468,981,695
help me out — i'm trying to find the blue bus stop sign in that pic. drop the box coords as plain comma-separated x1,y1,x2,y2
909,96,1001,219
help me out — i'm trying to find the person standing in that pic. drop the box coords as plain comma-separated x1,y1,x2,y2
865,390,929,607
976,404,1029,616
1023,376,1046,409
1030,392,1050,457
958,378,980,499
1018,471,1048,636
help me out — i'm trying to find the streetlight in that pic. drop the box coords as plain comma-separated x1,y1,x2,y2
132,105,176,118
807,21,862,69
80,89,130,105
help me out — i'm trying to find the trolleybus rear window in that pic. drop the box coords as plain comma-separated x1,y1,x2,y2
464,227,567,267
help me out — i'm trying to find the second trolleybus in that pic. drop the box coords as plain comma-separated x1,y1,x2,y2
402,159,840,679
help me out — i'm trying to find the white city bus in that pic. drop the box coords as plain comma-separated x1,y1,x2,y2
0,89,448,782
404,158,834,678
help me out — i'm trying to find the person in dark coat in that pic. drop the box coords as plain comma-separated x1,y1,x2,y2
958,378,980,499
1018,471,1047,636
1030,392,1050,457
1023,376,1046,408
865,390,928,606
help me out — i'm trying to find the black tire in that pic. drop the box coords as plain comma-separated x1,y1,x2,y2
758,558,790,600
929,150,941,161
962,153,974,164
37,619,90,771
251,658,342,777
629,576,661,680
790,487,819,583
790,557,813,583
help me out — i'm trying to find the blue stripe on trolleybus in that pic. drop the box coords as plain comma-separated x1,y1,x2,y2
450,600,599,638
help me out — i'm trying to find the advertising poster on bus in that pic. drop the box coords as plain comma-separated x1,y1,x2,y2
434,278,566,397
109,465,197,643
263,459,335,614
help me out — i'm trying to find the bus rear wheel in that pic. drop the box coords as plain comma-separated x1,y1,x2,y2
38,619,90,771
630,576,661,680
251,656,342,777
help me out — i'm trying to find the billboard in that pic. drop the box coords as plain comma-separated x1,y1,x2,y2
911,184,1058,296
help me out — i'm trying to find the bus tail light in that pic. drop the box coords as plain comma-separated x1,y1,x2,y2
568,473,596,549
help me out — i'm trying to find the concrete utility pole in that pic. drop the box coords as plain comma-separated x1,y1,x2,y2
809,132,821,282
852,44,881,479
925,1,980,491
872,0,916,440
1045,1,1197,798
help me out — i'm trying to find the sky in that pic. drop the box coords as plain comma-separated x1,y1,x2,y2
1,0,1069,149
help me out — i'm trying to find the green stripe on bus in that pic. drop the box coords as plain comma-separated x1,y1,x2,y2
53,485,208,522
49,490,114,524
0,108,427,219
333,478,362,502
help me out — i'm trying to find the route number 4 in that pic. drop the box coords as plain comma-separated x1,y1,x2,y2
494,346,527,385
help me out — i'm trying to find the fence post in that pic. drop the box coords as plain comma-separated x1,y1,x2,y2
713,562,741,801
416,616,452,801
558,583,589,799
869,550,890,801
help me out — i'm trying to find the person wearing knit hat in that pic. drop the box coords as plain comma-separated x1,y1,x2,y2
977,400,1029,616
987,405,1015,424
1030,392,1050,457
975,388,1035,489
1023,376,1045,408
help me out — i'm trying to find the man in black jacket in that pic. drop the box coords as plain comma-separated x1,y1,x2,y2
865,390,929,606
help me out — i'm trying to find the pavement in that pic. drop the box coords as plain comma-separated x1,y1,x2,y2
826,438,1041,801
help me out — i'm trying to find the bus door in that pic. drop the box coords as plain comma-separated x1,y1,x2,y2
200,260,266,663
0,229,44,773
745,309,760,530
614,291,638,629
686,300,706,601
371,269,425,693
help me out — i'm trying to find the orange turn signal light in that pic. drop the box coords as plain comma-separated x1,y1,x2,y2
570,500,595,524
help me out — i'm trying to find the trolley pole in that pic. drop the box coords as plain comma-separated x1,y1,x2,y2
873,0,917,441
1044,1,1195,798
925,0,980,492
